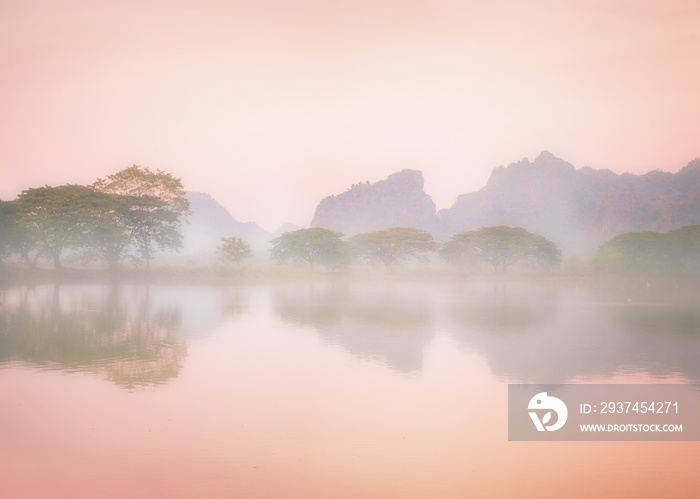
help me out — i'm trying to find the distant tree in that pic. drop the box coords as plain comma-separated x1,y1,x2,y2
669,225,700,273
590,243,626,274
217,237,252,266
0,200,19,268
439,237,476,269
592,230,680,274
451,226,561,273
350,227,439,269
318,237,354,271
94,165,190,270
270,228,346,270
15,185,105,269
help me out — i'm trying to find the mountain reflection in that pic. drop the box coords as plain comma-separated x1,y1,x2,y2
448,281,700,383
2,280,700,386
273,282,435,373
0,284,187,389
271,279,700,381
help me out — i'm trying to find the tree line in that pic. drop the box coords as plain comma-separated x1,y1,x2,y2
262,225,562,272
591,226,700,275
3,163,698,276
253,224,700,275
0,165,189,271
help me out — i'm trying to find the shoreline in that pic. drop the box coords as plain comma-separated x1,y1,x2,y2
2,264,700,290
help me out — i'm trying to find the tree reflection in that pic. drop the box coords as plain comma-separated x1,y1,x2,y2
273,282,435,373
448,283,557,334
448,282,700,383
0,284,187,389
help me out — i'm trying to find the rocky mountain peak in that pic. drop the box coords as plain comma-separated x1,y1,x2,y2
310,169,438,236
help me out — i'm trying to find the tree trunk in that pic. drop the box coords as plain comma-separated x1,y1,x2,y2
52,249,62,270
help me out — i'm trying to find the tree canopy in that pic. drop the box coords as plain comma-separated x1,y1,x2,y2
217,236,252,266
439,238,476,269
0,200,19,267
0,166,190,272
592,226,700,274
94,165,190,269
350,227,439,269
270,228,347,270
446,226,561,273
14,184,111,269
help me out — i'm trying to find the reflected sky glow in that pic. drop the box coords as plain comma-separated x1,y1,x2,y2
1,280,700,497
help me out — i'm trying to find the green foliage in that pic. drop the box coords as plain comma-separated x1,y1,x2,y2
439,238,476,268
593,227,700,274
0,200,19,266
94,165,190,269
669,225,700,273
15,184,110,269
217,237,252,265
4,166,189,271
94,165,190,214
318,236,354,271
76,192,133,271
270,228,347,270
592,231,672,274
591,243,627,273
350,227,439,269
448,226,561,273
122,195,184,269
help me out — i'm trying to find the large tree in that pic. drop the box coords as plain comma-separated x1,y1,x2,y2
669,225,700,273
94,165,190,270
591,229,693,274
350,227,439,269
270,228,347,270
15,184,108,269
80,193,134,271
448,226,561,273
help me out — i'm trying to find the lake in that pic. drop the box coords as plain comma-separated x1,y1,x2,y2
1,277,700,498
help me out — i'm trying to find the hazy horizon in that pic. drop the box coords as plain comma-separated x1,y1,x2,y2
2,0,699,231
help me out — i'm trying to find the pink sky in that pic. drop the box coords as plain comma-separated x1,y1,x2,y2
1,0,698,231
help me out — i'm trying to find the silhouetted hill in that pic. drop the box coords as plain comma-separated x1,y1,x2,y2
310,169,439,235
181,192,272,258
308,153,700,257
438,152,700,255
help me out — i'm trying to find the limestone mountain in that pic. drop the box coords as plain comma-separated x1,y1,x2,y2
181,192,272,259
310,169,439,236
309,152,700,257
437,152,700,256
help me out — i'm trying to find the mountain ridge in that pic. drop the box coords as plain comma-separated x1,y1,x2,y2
310,169,439,235
180,191,272,260
310,152,700,256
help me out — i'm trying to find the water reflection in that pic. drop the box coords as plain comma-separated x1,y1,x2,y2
2,279,700,386
273,282,435,373
0,284,187,389
448,281,700,383
2,279,700,498
447,283,558,333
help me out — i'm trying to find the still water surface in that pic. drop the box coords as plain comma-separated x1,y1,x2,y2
1,279,699,498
